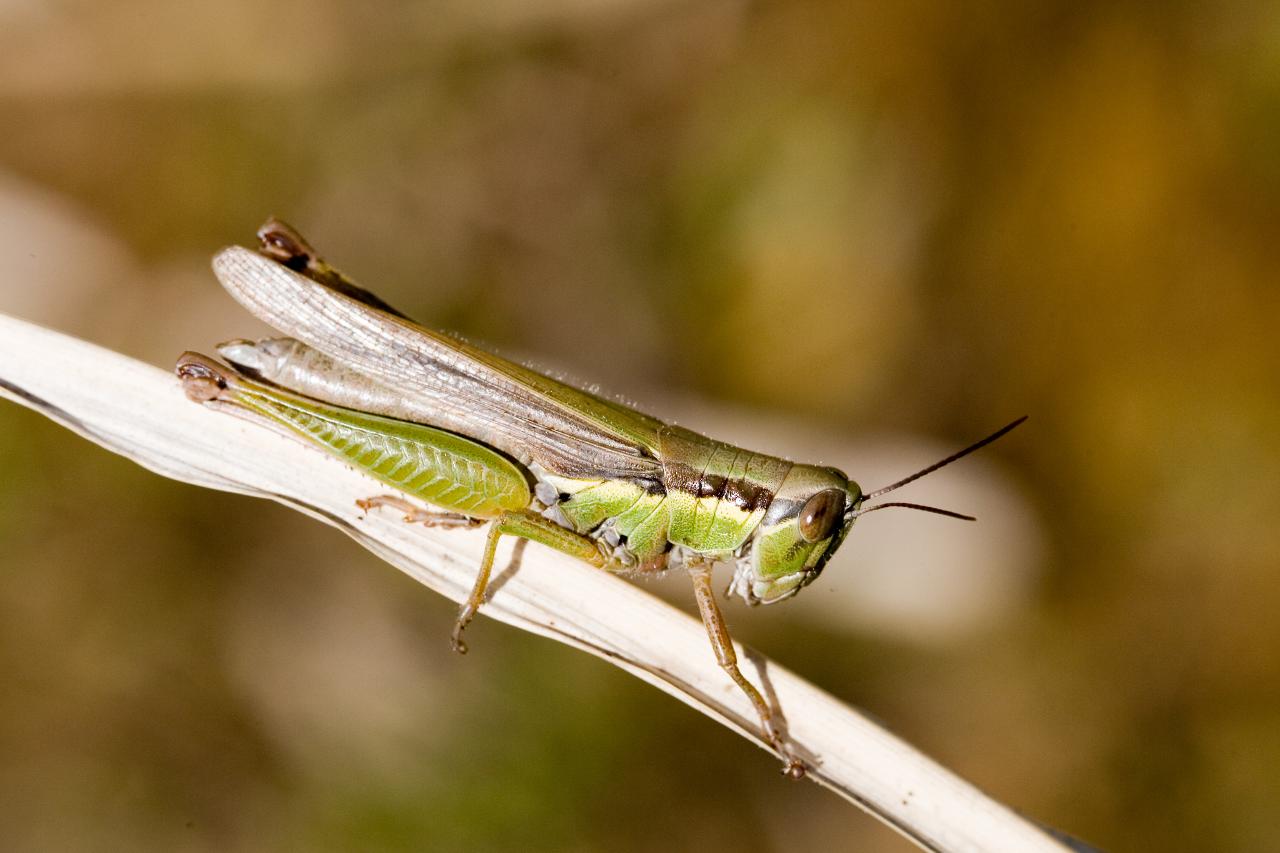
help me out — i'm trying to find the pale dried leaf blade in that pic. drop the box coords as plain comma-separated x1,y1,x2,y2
0,312,1072,853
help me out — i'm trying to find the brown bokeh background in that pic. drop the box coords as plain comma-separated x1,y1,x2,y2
2,2,1278,850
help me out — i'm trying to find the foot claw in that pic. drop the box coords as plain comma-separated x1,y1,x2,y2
450,616,471,655
781,759,806,780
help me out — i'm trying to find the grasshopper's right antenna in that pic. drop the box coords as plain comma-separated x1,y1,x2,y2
856,501,977,521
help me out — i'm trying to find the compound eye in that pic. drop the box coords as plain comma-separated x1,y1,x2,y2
798,489,845,543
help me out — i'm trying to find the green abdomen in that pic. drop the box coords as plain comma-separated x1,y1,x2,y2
550,476,672,561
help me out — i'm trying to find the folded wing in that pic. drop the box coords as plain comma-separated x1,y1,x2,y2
212,247,665,481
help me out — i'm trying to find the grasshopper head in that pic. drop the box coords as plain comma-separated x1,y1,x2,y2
728,417,1027,606
731,465,862,606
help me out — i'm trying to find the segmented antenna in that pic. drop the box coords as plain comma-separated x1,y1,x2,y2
856,416,1027,521
856,501,976,521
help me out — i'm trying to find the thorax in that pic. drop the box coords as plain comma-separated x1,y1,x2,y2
534,425,793,568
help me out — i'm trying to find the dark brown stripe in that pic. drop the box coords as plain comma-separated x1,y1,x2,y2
699,474,726,498
664,463,775,512
723,477,773,512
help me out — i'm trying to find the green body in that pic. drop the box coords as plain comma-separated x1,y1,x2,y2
199,221,866,603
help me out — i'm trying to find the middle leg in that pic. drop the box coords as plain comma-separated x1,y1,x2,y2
687,561,805,778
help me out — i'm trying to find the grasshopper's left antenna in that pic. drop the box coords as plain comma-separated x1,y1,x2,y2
856,416,1028,521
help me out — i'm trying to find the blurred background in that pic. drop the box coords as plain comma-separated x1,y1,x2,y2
1,1,1278,850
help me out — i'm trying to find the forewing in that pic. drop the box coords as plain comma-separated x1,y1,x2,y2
211,247,664,481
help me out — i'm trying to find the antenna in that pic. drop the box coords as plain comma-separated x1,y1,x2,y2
856,501,976,521
857,416,1027,521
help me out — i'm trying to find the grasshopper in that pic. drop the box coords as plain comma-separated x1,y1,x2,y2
177,220,1023,777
